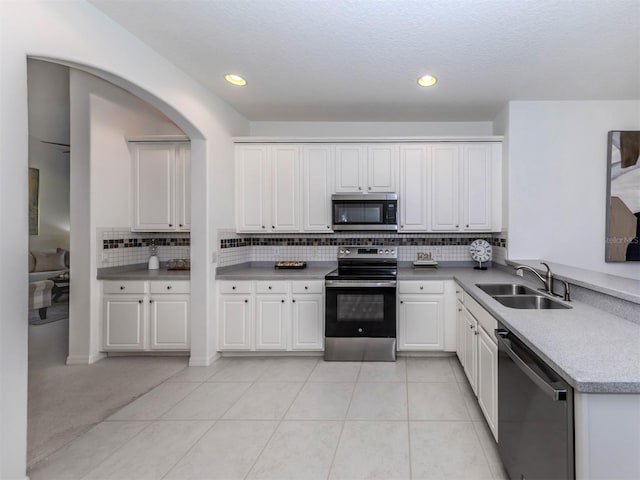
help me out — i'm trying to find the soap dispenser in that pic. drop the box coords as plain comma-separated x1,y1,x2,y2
148,240,159,270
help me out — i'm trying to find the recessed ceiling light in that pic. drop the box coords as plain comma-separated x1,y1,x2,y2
225,74,247,86
417,74,437,87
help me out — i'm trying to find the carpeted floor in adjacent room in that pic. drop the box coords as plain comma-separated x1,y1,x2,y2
28,301,188,468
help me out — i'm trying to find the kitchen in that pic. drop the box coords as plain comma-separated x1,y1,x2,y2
2,1,640,480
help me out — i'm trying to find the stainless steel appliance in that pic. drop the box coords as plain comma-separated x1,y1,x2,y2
496,323,574,480
331,193,398,231
324,246,397,361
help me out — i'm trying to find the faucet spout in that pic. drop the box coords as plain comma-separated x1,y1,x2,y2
514,263,553,294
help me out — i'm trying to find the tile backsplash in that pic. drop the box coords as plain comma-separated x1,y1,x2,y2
218,228,507,267
97,228,190,268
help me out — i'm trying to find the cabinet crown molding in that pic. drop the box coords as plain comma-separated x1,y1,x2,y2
233,136,504,144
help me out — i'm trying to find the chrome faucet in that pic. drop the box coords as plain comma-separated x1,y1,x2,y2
514,262,553,294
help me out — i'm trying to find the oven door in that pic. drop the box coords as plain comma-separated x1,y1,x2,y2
325,280,396,337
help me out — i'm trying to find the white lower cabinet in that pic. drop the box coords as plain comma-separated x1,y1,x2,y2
217,280,323,352
102,280,190,352
397,281,456,352
456,283,498,441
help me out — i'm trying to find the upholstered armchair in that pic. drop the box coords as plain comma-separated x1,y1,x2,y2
29,279,54,319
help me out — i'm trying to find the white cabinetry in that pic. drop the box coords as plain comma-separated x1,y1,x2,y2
102,280,190,352
130,142,190,232
397,281,455,352
455,284,498,440
431,144,460,231
217,280,323,352
235,145,301,233
399,145,429,232
334,144,397,193
303,145,333,232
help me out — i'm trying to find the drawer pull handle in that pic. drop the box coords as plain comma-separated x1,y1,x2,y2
167,286,172,290
120,286,125,290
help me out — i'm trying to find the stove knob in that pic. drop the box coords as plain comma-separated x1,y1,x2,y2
339,249,345,255
385,249,390,254
391,250,395,255
379,249,384,255
345,249,350,255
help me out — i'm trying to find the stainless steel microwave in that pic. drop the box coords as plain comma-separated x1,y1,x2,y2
331,193,398,231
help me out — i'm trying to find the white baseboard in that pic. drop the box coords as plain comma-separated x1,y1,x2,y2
188,352,220,367
66,352,106,365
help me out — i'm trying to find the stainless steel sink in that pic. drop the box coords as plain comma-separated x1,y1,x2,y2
476,283,539,296
492,294,572,310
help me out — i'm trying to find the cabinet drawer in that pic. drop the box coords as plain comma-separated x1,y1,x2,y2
256,281,289,294
465,293,497,342
398,281,444,294
103,281,146,294
150,281,190,294
219,281,253,294
292,281,323,294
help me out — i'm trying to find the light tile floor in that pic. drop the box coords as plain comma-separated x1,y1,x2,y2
29,356,509,480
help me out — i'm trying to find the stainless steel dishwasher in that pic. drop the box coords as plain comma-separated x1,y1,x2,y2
496,324,574,480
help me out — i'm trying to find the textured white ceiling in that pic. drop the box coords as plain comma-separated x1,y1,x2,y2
90,0,640,121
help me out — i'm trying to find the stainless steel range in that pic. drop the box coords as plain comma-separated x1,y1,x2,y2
324,246,397,362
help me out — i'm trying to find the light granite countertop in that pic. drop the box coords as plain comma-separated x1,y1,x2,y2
398,265,640,394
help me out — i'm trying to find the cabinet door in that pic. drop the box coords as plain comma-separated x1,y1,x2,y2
291,295,323,350
303,145,333,232
271,145,301,231
103,295,146,351
218,294,253,350
431,145,460,231
462,144,492,231
399,145,428,232
149,294,190,350
235,145,269,232
176,144,191,231
477,325,498,440
334,145,366,192
367,144,397,192
463,308,478,394
255,295,288,350
132,143,175,231
398,295,444,351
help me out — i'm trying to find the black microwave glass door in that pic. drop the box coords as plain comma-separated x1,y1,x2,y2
334,202,384,224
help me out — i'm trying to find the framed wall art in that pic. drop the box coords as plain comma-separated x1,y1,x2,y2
605,131,640,262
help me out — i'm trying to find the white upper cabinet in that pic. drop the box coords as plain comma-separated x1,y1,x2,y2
334,144,397,193
235,145,271,232
399,145,429,232
462,144,492,231
431,144,461,231
270,145,301,231
303,145,334,232
131,142,190,232
334,145,366,192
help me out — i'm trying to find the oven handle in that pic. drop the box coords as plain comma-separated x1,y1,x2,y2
496,330,567,402
325,280,397,288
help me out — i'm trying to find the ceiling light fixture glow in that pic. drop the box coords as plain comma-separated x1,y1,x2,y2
225,74,247,86
417,74,437,87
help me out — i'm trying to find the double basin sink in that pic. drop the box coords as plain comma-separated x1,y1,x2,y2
476,283,571,309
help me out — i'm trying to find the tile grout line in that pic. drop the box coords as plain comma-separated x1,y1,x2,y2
158,419,219,480
326,361,362,480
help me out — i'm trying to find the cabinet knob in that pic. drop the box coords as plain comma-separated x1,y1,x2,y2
458,308,462,312
304,286,308,290
281,299,285,303
169,224,173,227
470,325,474,329
466,224,469,228
244,299,248,303
271,225,275,229
232,286,236,290
327,225,330,229
179,224,183,227
455,225,459,228
400,300,404,304
138,300,142,304
401,225,404,228
475,331,479,335
120,286,125,290
150,299,154,303
368,186,371,190
268,286,272,290
456,290,461,293
419,286,423,290
358,187,362,190
262,225,265,229
292,299,296,303
167,285,172,290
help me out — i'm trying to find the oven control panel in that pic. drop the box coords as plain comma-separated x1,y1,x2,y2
338,246,397,259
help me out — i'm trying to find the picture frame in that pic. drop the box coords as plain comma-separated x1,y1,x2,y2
29,167,39,235
605,131,640,262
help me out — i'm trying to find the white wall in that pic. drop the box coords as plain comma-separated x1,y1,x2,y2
493,104,510,234
250,120,494,137
0,2,249,478
507,100,640,279
27,60,71,251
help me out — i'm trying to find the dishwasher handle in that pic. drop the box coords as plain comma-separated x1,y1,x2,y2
496,329,567,402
